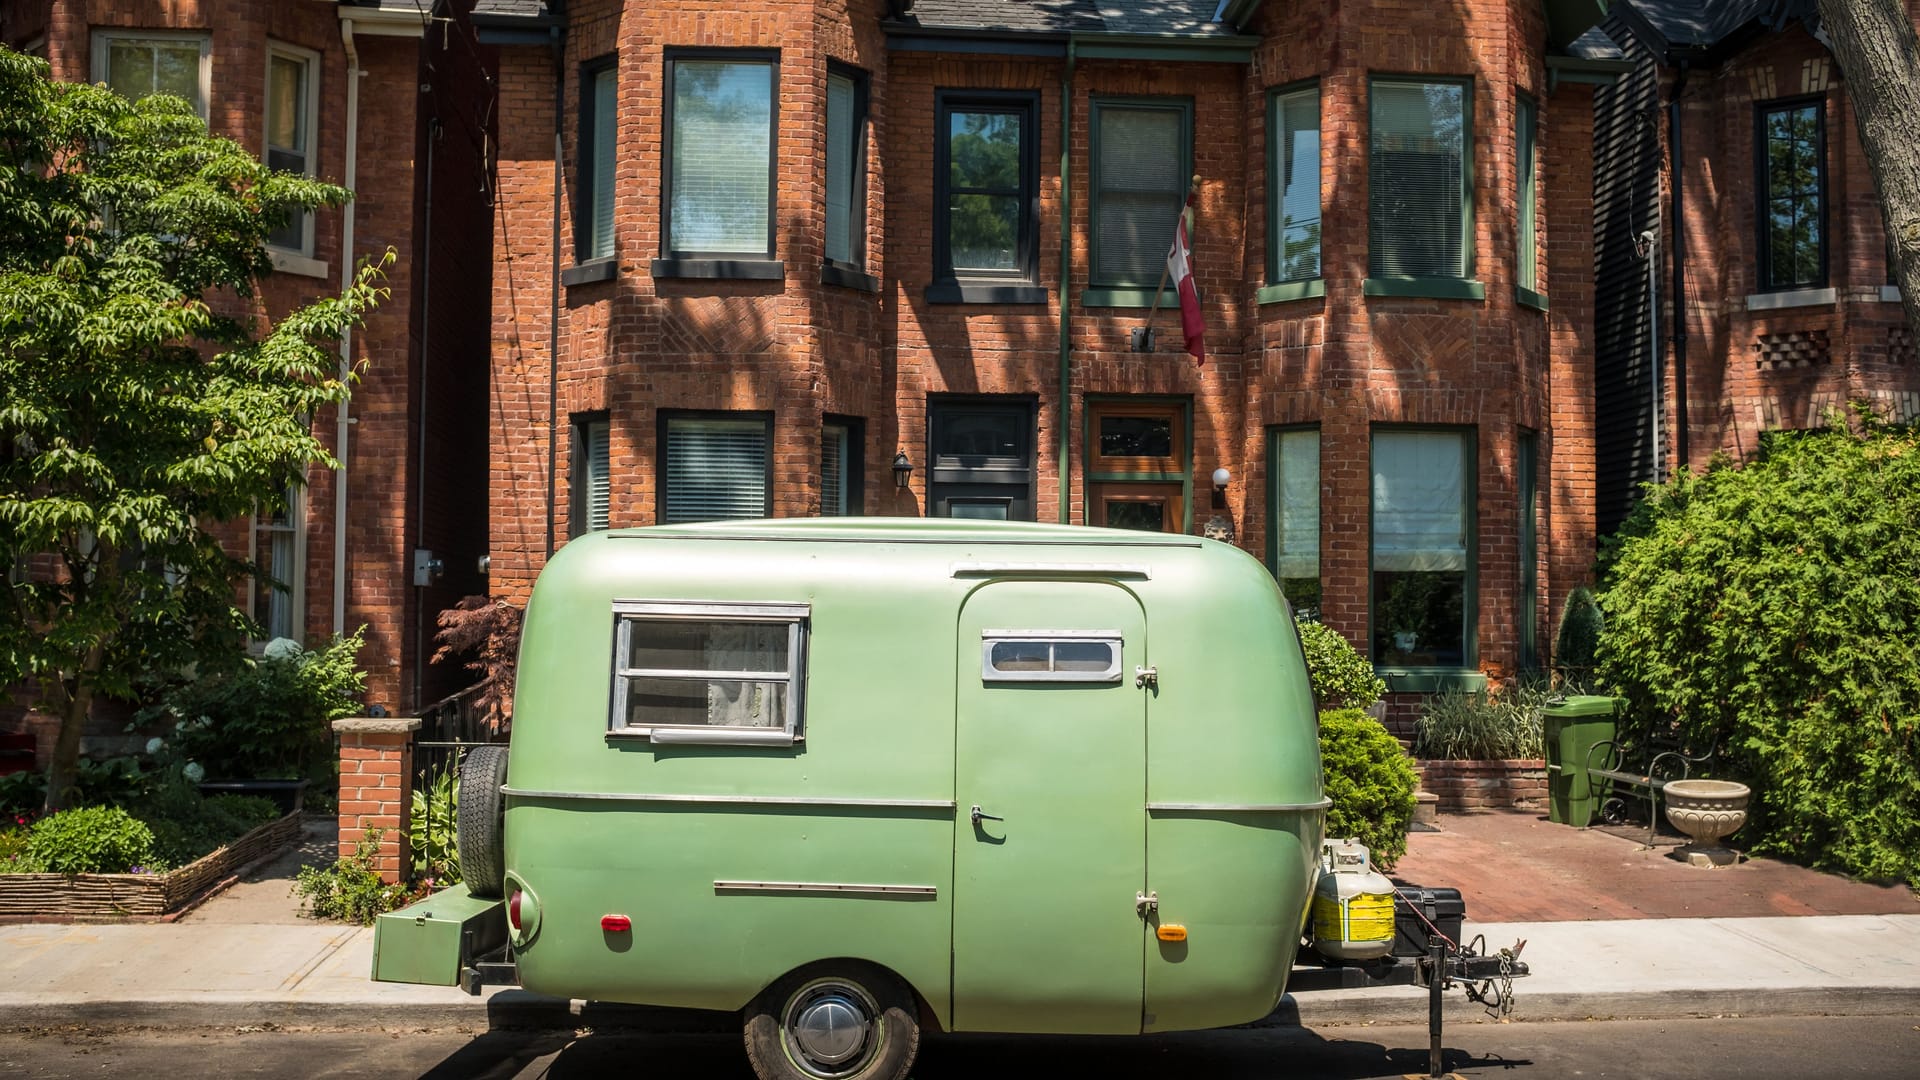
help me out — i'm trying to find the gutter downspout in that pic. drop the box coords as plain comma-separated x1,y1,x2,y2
1667,62,1690,468
546,25,563,557
334,18,361,636
412,118,439,711
1056,40,1076,524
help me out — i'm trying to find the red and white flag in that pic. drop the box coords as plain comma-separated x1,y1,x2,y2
1166,190,1205,366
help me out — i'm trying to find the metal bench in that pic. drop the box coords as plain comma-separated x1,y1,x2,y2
1585,728,1717,848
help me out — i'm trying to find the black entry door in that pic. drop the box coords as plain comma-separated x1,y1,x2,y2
928,399,1036,521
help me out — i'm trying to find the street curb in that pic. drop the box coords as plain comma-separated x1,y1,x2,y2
5,986,1919,1033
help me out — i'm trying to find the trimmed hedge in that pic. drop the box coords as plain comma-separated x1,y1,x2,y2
1319,708,1418,871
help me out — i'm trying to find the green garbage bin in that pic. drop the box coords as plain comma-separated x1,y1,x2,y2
1541,695,1620,826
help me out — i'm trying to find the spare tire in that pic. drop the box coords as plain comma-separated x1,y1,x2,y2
456,744,509,899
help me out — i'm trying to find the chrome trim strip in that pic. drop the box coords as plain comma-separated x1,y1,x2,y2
714,880,937,899
1147,798,1333,813
610,600,811,619
951,562,1152,578
501,787,956,810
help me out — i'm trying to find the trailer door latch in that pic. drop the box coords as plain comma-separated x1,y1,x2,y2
1136,891,1158,919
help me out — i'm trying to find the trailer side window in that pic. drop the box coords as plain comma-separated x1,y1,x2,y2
611,601,808,745
981,631,1123,684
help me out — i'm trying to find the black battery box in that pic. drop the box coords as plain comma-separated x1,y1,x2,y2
1391,886,1466,957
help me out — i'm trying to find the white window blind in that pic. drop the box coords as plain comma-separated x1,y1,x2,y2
1369,81,1467,279
825,73,856,265
670,60,773,254
1273,87,1321,282
584,420,610,532
665,419,768,523
590,65,618,260
821,423,849,516
1372,431,1467,572
1275,429,1320,579
1516,95,1538,291
1095,104,1185,286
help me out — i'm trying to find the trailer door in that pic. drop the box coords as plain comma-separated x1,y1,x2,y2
951,579,1147,1034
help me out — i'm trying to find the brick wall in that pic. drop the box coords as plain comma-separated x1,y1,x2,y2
1420,757,1548,811
332,719,420,884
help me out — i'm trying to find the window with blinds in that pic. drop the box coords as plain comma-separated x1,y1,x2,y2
666,54,776,257
1092,100,1191,287
1516,93,1539,294
820,421,855,516
1759,99,1825,290
1369,79,1471,280
1371,428,1474,667
825,69,865,267
571,417,610,535
664,416,771,523
581,59,618,261
1268,427,1321,619
1269,86,1321,284
265,45,317,254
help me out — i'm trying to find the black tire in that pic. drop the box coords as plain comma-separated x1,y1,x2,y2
456,744,509,899
743,962,920,1080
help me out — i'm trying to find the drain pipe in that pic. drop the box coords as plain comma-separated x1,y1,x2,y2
1056,39,1076,524
412,117,440,710
545,25,563,557
333,17,362,635
1666,63,1690,468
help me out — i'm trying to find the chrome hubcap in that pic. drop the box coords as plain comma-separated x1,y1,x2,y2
786,983,874,1073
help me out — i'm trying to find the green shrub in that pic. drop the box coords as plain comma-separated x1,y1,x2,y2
24,806,156,874
1598,415,1920,885
0,771,42,816
1414,681,1548,760
293,829,410,924
149,629,367,780
1554,586,1604,683
1318,708,1418,871
409,766,460,886
0,822,31,870
1296,619,1387,711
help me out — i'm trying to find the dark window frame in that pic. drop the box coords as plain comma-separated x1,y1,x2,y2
576,54,619,265
1266,80,1323,288
569,411,611,538
656,410,776,524
823,62,870,281
1265,423,1322,620
659,48,781,264
1515,91,1542,303
1755,94,1828,292
1518,428,1539,672
820,413,865,516
1088,96,1194,290
926,394,1040,520
932,89,1042,297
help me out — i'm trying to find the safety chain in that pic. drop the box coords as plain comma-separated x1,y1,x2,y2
1462,943,1519,1020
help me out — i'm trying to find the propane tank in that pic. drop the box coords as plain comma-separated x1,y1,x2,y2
1309,837,1396,962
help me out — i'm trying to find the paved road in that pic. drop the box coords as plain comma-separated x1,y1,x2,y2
3,1014,1917,1078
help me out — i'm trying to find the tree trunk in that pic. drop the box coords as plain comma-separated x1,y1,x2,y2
1818,0,1920,335
42,647,102,815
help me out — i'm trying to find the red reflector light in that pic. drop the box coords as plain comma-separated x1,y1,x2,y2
601,914,632,933
508,890,522,931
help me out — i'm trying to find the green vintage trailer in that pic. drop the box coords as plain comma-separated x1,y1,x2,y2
377,518,1326,1080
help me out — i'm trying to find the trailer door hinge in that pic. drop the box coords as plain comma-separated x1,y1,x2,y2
1136,891,1158,919
1134,666,1158,689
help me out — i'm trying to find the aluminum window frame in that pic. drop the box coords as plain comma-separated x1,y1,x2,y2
980,629,1125,684
609,600,810,746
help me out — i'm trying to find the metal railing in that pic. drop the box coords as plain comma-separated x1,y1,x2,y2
410,678,507,884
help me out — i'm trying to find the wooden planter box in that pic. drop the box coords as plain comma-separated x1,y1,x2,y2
1418,758,1549,811
0,810,303,922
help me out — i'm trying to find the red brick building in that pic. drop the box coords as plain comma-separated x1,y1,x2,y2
477,0,1619,726
1,0,495,728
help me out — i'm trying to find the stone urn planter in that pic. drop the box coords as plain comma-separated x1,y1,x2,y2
1662,778,1750,867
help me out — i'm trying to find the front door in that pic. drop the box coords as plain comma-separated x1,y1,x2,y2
951,579,1148,1033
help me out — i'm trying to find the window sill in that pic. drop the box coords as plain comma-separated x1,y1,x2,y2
1516,285,1548,312
608,726,798,747
562,258,619,287
1257,279,1325,305
1746,286,1836,311
1363,277,1486,301
651,257,785,281
1879,285,1902,303
1079,287,1164,309
925,282,1050,305
267,249,329,279
821,261,879,293
1377,669,1488,695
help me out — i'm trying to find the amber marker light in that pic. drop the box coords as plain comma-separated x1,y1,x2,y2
1156,925,1188,942
601,914,632,933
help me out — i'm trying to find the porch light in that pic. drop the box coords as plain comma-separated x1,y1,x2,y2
1212,467,1231,491
892,451,914,490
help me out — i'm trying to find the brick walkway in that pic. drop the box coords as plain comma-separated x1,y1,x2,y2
1388,809,1920,923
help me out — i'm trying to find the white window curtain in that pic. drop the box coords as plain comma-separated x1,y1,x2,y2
1276,429,1320,579
665,418,768,523
1372,431,1466,572
670,60,772,254
589,66,618,259
825,73,856,265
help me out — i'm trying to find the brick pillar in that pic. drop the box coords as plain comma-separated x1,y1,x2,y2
331,717,422,884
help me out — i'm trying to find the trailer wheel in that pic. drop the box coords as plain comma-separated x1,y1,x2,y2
456,744,509,899
743,961,919,1080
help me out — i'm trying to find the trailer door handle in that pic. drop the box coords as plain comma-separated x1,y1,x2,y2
970,804,1003,827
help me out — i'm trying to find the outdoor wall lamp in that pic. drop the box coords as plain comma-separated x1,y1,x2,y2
892,451,914,490
1212,467,1232,491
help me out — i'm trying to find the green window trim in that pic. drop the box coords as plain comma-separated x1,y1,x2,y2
1368,425,1478,671
1079,287,1165,309
1363,277,1486,301
1379,670,1488,694
1516,285,1548,311
1368,75,1475,283
1089,96,1194,290
1516,92,1539,295
1082,396,1194,533
1267,81,1322,286
1257,279,1326,304
1266,424,1322,620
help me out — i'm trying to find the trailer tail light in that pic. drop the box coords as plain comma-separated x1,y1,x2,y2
601,914,632,933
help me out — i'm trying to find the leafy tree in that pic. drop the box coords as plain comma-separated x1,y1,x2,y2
0,47,386,812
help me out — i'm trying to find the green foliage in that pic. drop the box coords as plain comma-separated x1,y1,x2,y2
1318,708,1418,871
147,630,367,779
1295,618,1387,711
1597,416,1920,885
0,46,388,813
294,829,409,924
409,765,460,886
23,806,155,874
1414,680,1549,760
1554,586,1604,679
0,822,29,869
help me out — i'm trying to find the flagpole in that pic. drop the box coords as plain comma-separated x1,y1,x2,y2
1139,175,1198,351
